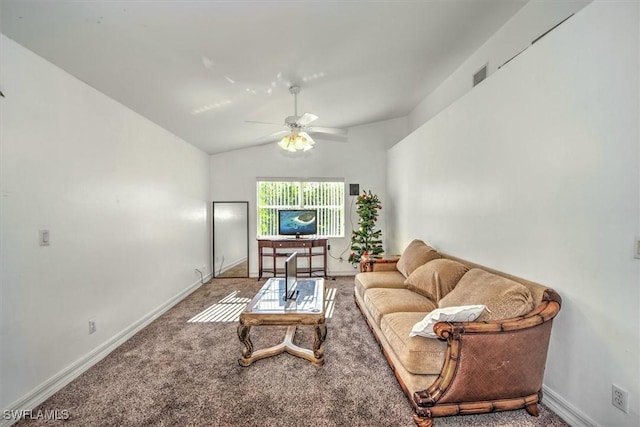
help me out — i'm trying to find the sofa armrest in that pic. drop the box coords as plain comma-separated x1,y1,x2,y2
413,291,561,412
434,290,561,337
360,255,401,272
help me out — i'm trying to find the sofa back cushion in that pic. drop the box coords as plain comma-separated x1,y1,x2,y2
396,239,441,278
404,259,469,302
439,268,535,321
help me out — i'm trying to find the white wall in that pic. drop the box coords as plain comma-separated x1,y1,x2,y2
0,35,211,414
210,117,407,276
408,0,592,133
388,2,639,426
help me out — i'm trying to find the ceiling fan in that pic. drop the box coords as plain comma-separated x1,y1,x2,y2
248,85,347,152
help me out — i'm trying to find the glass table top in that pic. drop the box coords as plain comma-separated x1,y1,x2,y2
245,277,325,314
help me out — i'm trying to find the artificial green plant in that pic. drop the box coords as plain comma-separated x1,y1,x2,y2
348,190,384,264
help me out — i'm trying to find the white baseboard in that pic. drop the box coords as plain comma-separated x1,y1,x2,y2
542,384,599,427
330,270,360,276
1,274,211,427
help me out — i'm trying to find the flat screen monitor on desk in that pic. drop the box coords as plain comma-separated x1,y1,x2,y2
284,252,298,301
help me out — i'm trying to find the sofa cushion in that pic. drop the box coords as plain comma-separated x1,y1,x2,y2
405,259,469,302
409,305,486,338
354,271,406,300
364,288,438,326
381,312,447,375
396,239,441,278
439,268,535,321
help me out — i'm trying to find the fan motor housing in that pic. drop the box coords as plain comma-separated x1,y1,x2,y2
285,116,300,126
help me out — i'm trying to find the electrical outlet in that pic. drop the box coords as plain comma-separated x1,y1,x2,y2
39,229,50,246
88,320,96,335
612,384,629,413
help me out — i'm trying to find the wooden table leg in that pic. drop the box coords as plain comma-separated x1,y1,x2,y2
313,321,327,361
237,323,253,366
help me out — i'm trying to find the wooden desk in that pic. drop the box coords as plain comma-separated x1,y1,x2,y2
257,238,328,279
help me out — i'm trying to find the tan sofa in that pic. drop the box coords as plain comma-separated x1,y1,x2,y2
354,240,561,427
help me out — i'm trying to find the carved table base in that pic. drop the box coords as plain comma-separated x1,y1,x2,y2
238,324,327,367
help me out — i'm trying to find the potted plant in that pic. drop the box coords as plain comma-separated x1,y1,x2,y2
348,190,384,265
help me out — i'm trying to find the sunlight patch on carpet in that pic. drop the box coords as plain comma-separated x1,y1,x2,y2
187,287,337,323
325,287,336,318
187,291,250,322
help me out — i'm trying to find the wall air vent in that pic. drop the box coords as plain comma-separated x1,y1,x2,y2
473,65,487,87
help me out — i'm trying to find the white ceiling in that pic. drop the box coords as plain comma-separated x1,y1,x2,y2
0,0,527,154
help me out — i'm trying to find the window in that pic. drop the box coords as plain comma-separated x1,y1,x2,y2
257,179,345,238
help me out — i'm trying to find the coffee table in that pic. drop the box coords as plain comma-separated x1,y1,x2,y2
237,277,326,367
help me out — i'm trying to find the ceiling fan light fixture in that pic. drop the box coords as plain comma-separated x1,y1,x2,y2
278,132,314,152
277,137,290,150
294,135,306,151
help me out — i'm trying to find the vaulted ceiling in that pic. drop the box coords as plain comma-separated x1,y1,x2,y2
1,0,527,154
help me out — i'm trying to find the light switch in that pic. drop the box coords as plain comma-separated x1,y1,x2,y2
635,237,640,259
39,229,50,246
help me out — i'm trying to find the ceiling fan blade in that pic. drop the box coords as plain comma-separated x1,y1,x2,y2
256,130,290,142
246,120,283,126
297,112,318,126
306,126,348,137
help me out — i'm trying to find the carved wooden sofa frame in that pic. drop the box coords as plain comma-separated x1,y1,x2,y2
355,274,561,427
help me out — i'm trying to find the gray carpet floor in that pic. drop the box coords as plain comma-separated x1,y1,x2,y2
17,277,569,427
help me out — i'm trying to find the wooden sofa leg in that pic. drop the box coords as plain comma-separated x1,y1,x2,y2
525,402,539,417
413,415,434,427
